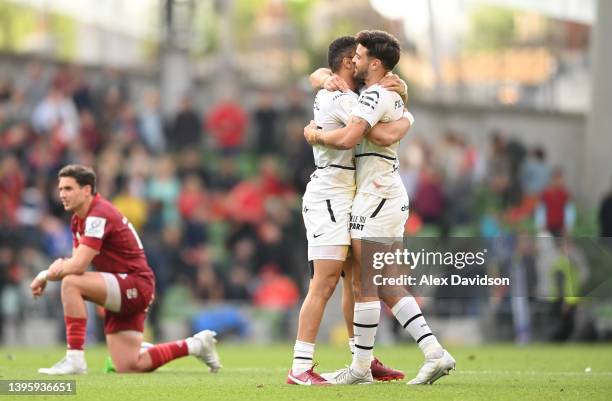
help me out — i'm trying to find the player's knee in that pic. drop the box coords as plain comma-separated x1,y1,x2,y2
60,274,81,295
114,359,142,373
310,275,339,300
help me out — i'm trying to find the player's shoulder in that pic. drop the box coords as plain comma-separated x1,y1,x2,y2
88,195,120,220
317,88,355,102
361,83,399,100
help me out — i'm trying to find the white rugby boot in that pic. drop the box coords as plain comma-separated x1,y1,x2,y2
408,349,456,385
321,366,373,385
39,353,87,375
192,330,222,373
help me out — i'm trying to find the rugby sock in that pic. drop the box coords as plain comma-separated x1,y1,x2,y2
65,316,87,351
291,340,315,374
351,301,380,375
391,297,443,359
146,340,189,371
349,337,376,362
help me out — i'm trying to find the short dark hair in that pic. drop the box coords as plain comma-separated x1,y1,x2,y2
58,164,97,194
328,36,357,73
355,30,401,71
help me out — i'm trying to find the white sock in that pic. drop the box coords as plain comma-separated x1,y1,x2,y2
391,297,443,359
348,337,355,355
351,301,380,375
66,349,84,360
292,340,314,374
185,337,201,356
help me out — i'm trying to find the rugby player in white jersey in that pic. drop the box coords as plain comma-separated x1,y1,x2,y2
287,36,412,386
305,30,456,385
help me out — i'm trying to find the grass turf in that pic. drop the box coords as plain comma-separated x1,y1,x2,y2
1,343,611,401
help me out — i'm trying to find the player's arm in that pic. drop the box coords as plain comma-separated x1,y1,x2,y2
368,111,414,146
304,116,370,150
309,67,349,92
46,244,98,280
380,73,408,104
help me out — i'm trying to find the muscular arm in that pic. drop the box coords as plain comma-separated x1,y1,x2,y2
368,114,413,147
309,68,332,90
47,244,98,280
380,73,408,104
309,68,350,92
305,116,370,150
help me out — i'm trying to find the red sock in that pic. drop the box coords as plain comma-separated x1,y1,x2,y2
146,340,189,371
65,316,87,350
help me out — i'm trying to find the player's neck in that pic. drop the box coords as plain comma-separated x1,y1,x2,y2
365,70,387,88
338,70,357,91
74,196,94,219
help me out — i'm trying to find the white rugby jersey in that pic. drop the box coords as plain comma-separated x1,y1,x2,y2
305,89,359,199
351,83,406,198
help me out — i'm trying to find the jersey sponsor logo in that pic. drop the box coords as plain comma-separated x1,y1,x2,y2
84,216,106,239
401,204,409,212
358,90,380,114
350,215,366,231
126,288,138,300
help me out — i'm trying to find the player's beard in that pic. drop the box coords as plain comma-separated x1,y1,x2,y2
355,76,365,89
354,66,367,84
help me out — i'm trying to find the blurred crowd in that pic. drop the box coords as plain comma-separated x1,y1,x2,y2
0,61,317,341
1,60,611,343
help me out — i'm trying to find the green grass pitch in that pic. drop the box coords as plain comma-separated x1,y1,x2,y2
1,344,611,401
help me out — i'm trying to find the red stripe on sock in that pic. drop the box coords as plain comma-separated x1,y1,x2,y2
65,316,87,350
146,341,189,371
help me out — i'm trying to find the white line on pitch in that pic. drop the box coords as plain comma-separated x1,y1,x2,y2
459,370,612,376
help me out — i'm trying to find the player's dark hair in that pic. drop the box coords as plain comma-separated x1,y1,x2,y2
58,164,97,195
328,36,357,73
355,30,401,71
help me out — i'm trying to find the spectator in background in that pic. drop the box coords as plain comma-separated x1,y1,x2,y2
7,88,31,124
98,86,124,140
224,264,252,300
505,135,527,206
78,110,101,153
193,245,225,301
520,147,550,197
0,155,25,226
112,181,148,232
253,91,280,155
413,165,446,233
19,62,47,112
206,95,247,156
176,148,209,186
0,76,13,102
487,133,512,207
31,81,79,144
139,89,166,154
178,174,210,249
170,95,201,152
252,264,299,310
599,178,612,238
147,156,181,228
70,66,93,112
536,167,575,236
281,87,312,193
